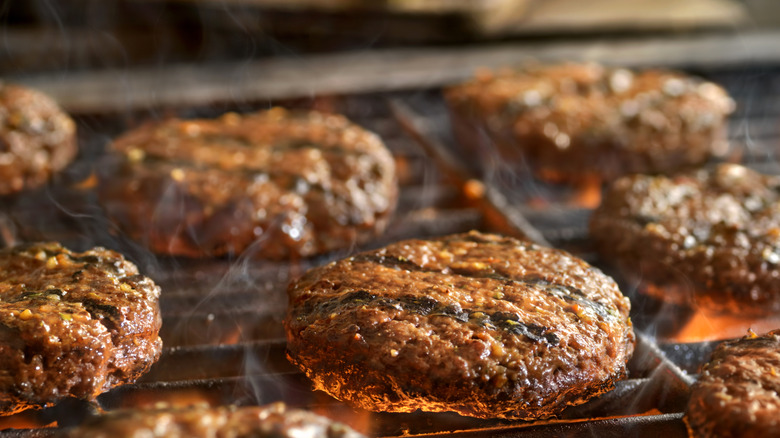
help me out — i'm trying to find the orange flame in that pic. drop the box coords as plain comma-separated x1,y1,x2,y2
568,175,603,209
0,412,56,430
667,310,780,343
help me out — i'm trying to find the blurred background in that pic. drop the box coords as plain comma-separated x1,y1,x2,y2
1,0,777,111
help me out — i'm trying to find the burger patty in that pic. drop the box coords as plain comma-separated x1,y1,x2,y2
61,403,365,438
590,163,780,315
99,108,397,259
285,231,635,420
0,82,77,196
0,242,162,415
685,329,780,438
444,63,734,182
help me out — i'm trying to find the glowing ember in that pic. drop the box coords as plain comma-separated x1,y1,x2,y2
0,414,55,430
0,213,15,247
568,175,603,209
463,179,486,200
666,310,780,343
311,398,372,437
525,170,603,208
116,389,220,411
72,171,98,190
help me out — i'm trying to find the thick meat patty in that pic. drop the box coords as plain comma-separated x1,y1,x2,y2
99,108,397,259
0,242,162,415
285,231,635,420
61,403,365,438
590,163,780,315
0,82,77,196
444,63,734,182
685,329,780,438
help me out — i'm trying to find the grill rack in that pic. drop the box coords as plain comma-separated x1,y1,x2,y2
2,63,779,436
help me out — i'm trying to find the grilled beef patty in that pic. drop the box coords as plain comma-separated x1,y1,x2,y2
99,108,397,258
61,403,364,438
0,83,77,196
590,163,780,315
444,63,734,182
686,329,780,438
285,231,635,420
0,242,162,415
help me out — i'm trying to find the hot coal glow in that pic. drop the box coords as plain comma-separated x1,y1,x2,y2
667,310,780,344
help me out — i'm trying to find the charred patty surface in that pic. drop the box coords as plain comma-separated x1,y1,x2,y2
0,242,162,415
99,108,397,259
590,164,780,315
285,231,635,420
445,63,734,182
61,403,365,438
686,330,780,438
0,83,77,196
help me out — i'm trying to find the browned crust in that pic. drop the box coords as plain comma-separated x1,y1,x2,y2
444,63,734,182
0,83,77,196
285,231,634,420
0,242,162,415
99,108,397,259
685,329,780,438
590,164,780,315
62,403,365,438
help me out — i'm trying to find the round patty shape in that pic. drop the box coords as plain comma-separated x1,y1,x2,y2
444,63,734,182
99,108,397,259
0,82,77,196
0,242,162,415
590,163,780,315
686,329,780,438
62,403,365,438
285,231,635,420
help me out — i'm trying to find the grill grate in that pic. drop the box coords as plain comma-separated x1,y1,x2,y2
3,64,778,436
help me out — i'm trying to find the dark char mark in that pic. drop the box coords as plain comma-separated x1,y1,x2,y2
82,300,120,333
331,290,558,345
353,253,610,318
633,214,659,227
66,254,101,264
492,311,559,344
352,253,425,272
13,289,66,302
519,274,587,298
442,233,531,247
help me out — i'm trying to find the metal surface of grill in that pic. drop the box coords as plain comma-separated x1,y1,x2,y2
1,34,780,435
